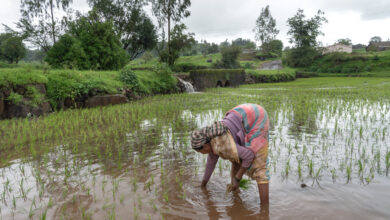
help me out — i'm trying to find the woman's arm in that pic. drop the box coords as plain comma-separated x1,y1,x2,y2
201,153,219,187
231,145,255,190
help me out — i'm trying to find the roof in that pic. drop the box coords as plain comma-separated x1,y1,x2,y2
370,41,390,47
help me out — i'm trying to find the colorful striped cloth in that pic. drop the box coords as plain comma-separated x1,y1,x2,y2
191,121,227,149
227,104,269,154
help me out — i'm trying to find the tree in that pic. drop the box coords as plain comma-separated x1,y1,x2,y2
45,34,89,69
284,9,327,67
150,0,191,64
336,38,352,46
17,0,73,52
261,39,283,57
159,24,195,65
0,33,26,64
46,11,128,70
232,38,256,50
370,36,382,43
253,5,279,46
287,9,327,48
213,45,241,69
88,0,157,60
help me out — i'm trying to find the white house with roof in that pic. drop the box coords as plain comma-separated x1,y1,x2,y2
323,44,352,54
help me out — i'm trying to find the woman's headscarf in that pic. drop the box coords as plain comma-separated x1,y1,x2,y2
191,121,227,149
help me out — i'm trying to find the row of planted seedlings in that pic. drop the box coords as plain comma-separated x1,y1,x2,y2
0,91,239,219
1,77,390,219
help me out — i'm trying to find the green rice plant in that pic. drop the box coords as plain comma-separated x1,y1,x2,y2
163,191,169,202
239,179,251,190
346,165,352,183
308,159,313,177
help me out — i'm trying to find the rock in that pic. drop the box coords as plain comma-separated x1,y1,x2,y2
245,74,255,84
6,99,52,118
15,86,27,95
85,94,128,108
31,102,52,116
64,98,76,108
29,84,46,94
124,89,141,101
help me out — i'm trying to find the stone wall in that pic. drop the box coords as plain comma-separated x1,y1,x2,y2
189,69,246,91
0,84,130,119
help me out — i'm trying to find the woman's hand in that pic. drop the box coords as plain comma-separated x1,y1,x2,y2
231,177,240,191
201,180,208,188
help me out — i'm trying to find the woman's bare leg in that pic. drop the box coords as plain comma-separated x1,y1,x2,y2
258,183,269,205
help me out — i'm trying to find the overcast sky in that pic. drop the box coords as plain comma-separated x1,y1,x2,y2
1,0,390,48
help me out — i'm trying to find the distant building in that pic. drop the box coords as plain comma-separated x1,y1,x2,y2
323,44,352,54
366,41,390,51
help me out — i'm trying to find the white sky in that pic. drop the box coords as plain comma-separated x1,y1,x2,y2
1,0,390,47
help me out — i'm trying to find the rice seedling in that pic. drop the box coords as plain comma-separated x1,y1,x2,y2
0,77,389,219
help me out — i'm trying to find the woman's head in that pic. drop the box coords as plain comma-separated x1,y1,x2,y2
190,121,227,153
194,142,212,154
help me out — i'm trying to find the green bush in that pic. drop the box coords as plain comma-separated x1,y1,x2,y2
46,70,121,109
214,46,241,69
45,34,89,69
283,47,320,67
247,70,295,83
119,67,141,92
0,68,48,87
6,92,23,105
171,63,207,72
151,64,177,93
25,86,44,107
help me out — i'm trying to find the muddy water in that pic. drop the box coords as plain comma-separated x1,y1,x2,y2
1,95,390,219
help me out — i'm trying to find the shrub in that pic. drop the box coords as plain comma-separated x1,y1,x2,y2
171,63,207,72
246,70,295,83
6,92,23,104
25,86,44,107
151,64,177,93
214,46,242,69
45,34,89,69
283,47,320,67
119,67,141,92
141,51,154,63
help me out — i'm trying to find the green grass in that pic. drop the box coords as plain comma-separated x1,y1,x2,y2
129,53,276,71
0,68,48,86
306,50,390,75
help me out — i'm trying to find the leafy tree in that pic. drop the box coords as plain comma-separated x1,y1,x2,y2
213,45,241,69
232,38,256,50
370,36,382,43
46,11,128,70
253,5,279,45
336,38,352,46
261,39,283,57
17,0,73,52
0,33,26,64
287,9,327,48
87,0,157,60
150,0,191,64
285,9,327,67
159,24,195,65
45,34,89,69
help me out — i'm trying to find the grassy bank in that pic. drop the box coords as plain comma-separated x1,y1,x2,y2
0,67,177,109
306,50,390,76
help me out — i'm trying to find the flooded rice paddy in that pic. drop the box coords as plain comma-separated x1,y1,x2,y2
1,77,390,219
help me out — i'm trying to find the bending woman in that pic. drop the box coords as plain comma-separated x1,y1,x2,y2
191,104,270,205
